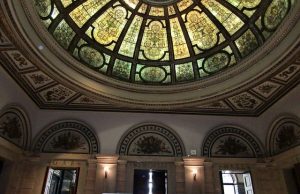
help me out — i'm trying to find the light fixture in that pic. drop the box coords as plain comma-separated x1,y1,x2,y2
104,167,109,179
193,169,197,181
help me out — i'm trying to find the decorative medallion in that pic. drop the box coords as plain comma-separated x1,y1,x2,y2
202,126,264,158
0,105,31,149
33,121,100,154
267,115,300,156
117,123,185,156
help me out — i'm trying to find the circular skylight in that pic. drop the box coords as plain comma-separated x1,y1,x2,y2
34,0,290,85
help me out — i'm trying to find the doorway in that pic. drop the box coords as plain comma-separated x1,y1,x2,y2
133,169,167,194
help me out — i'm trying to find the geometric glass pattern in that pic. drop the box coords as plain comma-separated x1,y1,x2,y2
34,0,291,85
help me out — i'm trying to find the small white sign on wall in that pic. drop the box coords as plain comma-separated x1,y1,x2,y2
190,149,197,156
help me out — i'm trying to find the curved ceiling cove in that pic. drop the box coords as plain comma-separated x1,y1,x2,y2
34,0,291,85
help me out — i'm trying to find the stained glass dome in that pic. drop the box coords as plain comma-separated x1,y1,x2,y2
34,0,291,85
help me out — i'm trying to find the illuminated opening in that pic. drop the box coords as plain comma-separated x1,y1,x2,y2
42,167,79,194
220,170,254,194
133,169,168,194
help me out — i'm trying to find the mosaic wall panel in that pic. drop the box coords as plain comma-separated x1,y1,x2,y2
0,105,31,149
33,121,100,154
117,123,186,156
267,115,300,156
202,126,264,158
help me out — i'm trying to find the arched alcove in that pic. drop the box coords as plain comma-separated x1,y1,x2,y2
202,125,264,158
267,115,300,156
0,105,31,150
32,120,100,154
117,122,186,157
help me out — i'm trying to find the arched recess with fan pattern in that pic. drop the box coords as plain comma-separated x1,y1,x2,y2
202,125,264,158
0,105,31,150
266,115,300,156
33,120,100,154
117,123,186,157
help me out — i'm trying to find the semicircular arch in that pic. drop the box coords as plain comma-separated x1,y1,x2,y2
266,114,300,156
117,122,186,157
32,120,100,154
0,104,31,150
202,125,264,158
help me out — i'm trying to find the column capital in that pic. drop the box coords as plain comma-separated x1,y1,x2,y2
183,156,205,166
96,154,119,164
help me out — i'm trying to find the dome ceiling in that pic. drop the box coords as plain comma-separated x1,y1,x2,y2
35,0,290,85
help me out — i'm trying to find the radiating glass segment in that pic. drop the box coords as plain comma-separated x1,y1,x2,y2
140,20,169,60
119,15,143,57
185,9,219,50
202,0,244,35
61,0,73,7
69,0,111,28
35,0,291,85
170,18,190,59
226,0,261,9
53,20,75,49
92,6,128,49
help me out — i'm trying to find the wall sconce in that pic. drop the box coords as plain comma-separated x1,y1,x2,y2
193,169,197,181
104,167,109,179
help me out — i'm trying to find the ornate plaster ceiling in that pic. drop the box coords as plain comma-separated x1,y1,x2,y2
0,0,299,115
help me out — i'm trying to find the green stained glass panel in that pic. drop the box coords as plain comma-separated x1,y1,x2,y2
235,30,258,57
140,66,167,83
185,10,219,50
177,0,193,12
53,20,75,49
70,0,111,28
149,7,164,16
35,0,52,17
176,62,194,82
124,0,139,9
203,53,230,73
202,0,244,35
61,0,74,7
113,59,132,80
140,20,168,60
264,0,289,30
79,46,105,68
170,18,190,59
226,0,261,9
119,15,143,57
92,6,128,49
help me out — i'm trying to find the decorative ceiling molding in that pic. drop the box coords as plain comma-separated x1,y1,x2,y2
202,125,265,158
117,123,186,157
0,0,299,115
0,40,299,115
0,104,31,150
266,115,300,156
32,120,100,154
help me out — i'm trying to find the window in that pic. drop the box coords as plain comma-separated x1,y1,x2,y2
220,170,254,194
42,168,79,194
133,169,168,194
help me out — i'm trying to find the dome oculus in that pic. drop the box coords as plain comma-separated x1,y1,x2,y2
34,0,291,85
